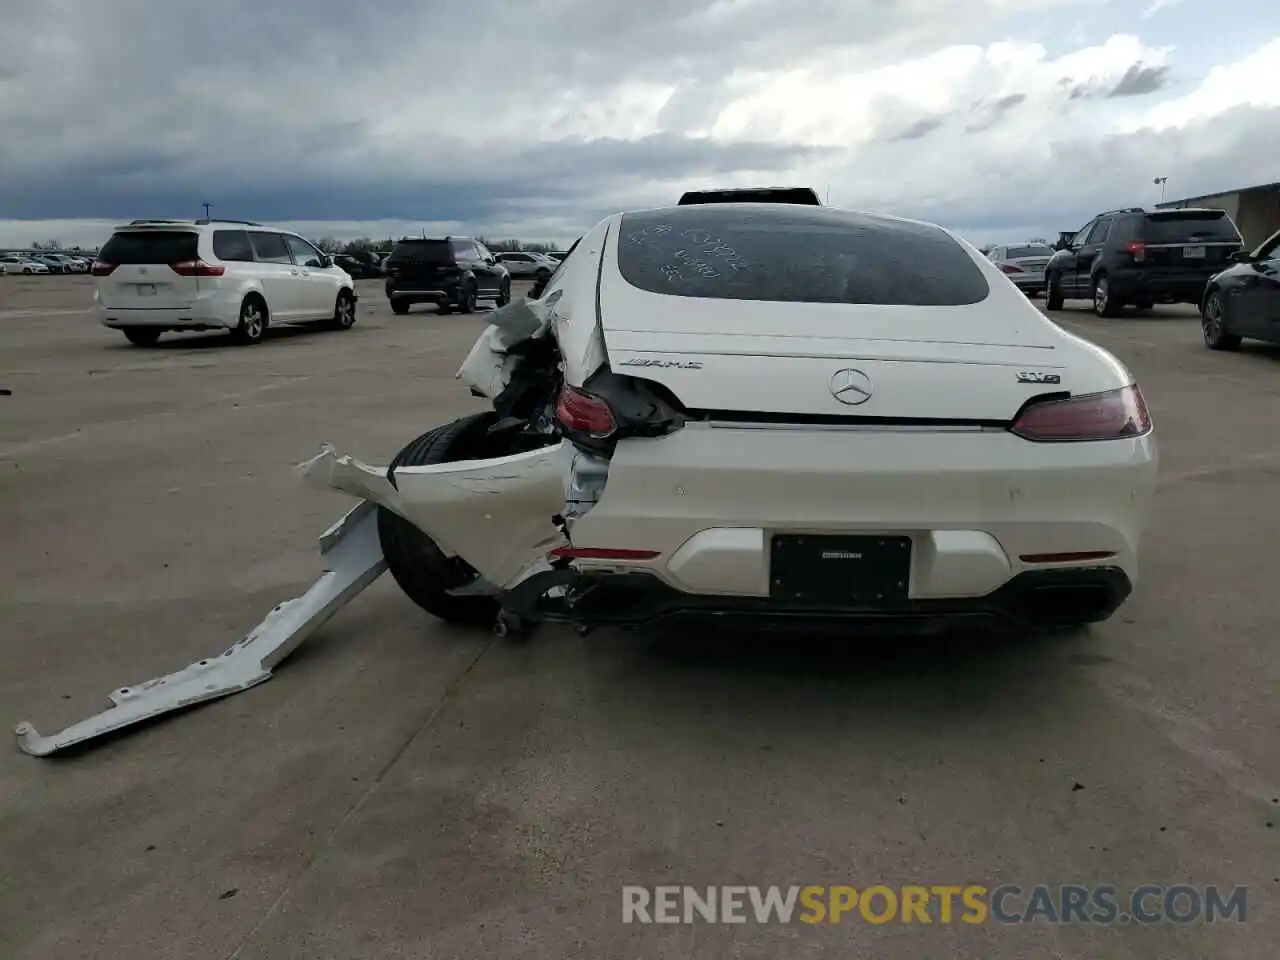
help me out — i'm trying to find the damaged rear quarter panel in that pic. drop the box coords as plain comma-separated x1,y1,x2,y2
389,442,575,589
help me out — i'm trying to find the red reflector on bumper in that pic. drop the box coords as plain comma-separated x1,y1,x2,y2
1019,551,1116,564
549,547,660,561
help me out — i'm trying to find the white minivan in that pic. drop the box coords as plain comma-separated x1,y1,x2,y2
92,219,357,346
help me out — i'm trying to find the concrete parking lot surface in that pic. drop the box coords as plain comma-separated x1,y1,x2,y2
1,276,1278,959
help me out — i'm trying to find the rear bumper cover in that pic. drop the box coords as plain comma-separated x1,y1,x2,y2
508,566,1133,631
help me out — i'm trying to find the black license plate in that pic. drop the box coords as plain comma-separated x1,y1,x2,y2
770,534,912,606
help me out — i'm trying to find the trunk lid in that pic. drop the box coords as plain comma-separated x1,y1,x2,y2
598,279,1064,423
96,229,201,310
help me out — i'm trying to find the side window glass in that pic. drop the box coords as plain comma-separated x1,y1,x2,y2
248,231,292,264
1257,231,1280,261
284,235,323,268
451,241,473,260
1086,219,1112,244
212,230,255,262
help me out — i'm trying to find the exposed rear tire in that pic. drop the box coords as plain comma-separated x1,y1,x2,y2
390,298,410,315
496,280,511,307
230,295,267,344
122,327,162,346
377,412,511,627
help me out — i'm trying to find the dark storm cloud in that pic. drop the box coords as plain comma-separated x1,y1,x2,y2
1065,61,1171,101
1106,62,1172,97
0,134,826,221
892,117,947,141
964,93,1027,133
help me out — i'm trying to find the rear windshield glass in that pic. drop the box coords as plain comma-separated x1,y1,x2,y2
1007,245,1053,258
617,207,990,305
391,240,454,263
1142,212,1240,244
99,230,198,264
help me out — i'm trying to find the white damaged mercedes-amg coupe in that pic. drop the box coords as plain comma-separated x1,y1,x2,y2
312,201,1159,637
15,201,1164,755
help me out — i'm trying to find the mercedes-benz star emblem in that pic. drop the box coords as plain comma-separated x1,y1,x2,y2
830,368,873,405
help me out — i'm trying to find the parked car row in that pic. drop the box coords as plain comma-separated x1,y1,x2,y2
987,205,1280,351
1,253,93,275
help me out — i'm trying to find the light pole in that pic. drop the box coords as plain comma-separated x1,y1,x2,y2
1152,177,1167,203
202,202,212,219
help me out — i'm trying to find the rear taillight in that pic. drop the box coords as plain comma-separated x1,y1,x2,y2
169,260,226,277
998,263,1020,275
91,260,117,277
1010,385,1151,442
556,385,616,438
1126,241,1146,262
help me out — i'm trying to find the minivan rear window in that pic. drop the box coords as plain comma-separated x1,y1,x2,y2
390,239,454,264
99,230,198,265
617,207,991,306
1142,211,1241,245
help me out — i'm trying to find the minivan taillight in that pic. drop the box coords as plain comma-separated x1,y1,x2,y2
169,260,226,277
91,260,117,277
556,385,616,438
1010,385,1151,442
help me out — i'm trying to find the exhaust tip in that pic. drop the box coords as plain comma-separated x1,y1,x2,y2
1016,582,1119,625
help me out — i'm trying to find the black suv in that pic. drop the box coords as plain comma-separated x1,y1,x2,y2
1044,207,1243,317
384,237,510,315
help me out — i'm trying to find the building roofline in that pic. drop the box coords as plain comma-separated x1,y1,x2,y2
1157,180,1280,208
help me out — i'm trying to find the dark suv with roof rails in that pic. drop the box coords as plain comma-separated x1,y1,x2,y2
384,236,510,315
1044,206,1244,317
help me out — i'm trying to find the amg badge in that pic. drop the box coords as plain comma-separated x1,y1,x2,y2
619,359,704,370
1016,371,1061,384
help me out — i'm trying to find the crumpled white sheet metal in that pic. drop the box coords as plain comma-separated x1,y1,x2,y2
14,498,387,757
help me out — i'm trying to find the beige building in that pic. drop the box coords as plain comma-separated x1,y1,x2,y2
1156,180,1280,249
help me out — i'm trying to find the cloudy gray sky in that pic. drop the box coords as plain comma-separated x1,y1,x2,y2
0,0,1277,249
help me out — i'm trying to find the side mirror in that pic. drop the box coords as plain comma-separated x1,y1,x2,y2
1229,250,1253,263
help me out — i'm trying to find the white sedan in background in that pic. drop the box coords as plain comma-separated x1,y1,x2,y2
0,255,51,275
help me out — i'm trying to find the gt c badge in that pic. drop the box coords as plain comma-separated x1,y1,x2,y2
1017,371,1061,384
619,359,703,370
